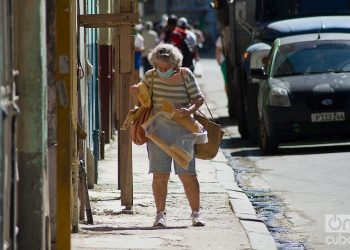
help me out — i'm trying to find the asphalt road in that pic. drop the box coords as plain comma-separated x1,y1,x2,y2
232,142,350,250
200,58,350,250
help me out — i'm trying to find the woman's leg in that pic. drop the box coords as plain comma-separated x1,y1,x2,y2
178,174,200,212
179,174,205,226
152,172,170,213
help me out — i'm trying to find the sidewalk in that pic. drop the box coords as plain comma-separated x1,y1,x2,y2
71,59,276,250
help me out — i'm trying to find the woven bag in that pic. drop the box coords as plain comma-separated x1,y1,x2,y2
194,109,225,160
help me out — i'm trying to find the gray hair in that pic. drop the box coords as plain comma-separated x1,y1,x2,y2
148,43,183,68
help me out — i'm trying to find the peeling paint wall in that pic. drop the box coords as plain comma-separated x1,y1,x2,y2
15,0,49,248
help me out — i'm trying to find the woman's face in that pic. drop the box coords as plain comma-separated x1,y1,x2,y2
156,60,173,73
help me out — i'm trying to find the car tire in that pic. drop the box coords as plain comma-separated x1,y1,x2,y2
259,117,278,154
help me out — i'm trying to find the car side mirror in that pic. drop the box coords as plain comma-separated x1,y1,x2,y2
250,68,268,80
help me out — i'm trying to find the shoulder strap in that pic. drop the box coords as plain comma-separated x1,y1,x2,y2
179,68,189,95
180,68,214,120
150,70,154,104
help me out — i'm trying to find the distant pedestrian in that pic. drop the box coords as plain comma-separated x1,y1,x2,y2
134,24,144,72
164,16,196,72
193,23,205,50
129,43,205,227
215,36,228,91
191,23,205,77
157,14,168,42
163,14,178,43
141,21,159,73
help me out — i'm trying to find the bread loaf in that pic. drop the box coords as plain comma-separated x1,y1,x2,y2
161,100,202,133
136,82,151,108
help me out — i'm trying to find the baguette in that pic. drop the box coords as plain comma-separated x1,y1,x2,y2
161,100,202,133
136,82,151,108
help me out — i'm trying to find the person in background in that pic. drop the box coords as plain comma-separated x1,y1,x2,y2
193,23,205,50
129,43,205,228
134,24,145,74
157,14,168,42
141,21,159,73
166,16,196,72
163,14,178,43
191,22,205,77
215,35,228,92
177,17,197,54
192,23,205,61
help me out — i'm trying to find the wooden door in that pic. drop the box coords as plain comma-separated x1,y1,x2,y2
0,0,19,248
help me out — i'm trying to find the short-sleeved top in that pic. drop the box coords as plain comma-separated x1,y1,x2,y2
142,67,202,112
215,37,225,63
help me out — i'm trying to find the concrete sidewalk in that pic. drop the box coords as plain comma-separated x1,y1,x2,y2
71,59,276,250
72,140,250,249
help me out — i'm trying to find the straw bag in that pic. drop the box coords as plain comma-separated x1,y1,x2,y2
179,68,224,159
194,103,225,160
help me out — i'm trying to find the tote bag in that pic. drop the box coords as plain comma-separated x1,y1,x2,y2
194,108,225,160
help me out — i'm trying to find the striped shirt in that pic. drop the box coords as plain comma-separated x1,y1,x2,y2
142,67,202,112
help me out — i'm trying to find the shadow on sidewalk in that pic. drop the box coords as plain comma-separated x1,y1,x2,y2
81,226,188,232
214,116,237,127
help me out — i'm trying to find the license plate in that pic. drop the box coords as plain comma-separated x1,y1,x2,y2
311,112,345,122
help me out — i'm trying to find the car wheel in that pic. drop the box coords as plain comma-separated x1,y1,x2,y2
259,117,278,154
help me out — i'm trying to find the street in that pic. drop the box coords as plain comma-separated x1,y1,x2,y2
200,58,350,250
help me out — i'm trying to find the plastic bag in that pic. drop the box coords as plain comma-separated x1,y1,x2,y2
142,112,203,168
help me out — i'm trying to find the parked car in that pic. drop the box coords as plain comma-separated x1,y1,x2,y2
251,33,350,154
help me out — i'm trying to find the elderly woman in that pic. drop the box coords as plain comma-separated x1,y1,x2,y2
130,43,205,227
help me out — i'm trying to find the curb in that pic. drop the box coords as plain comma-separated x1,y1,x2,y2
212,151,277,250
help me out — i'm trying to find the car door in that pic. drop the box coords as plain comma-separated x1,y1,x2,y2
1,1,19,248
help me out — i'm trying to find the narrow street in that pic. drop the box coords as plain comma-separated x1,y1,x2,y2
71,57,253,250
200,58,350,250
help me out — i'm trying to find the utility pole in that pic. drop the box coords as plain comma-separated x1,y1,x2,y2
117,0,134,210
55,0,78,248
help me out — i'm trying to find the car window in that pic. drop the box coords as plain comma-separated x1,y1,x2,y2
272,40,350,77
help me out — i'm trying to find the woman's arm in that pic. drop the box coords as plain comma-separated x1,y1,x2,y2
176,95,204,118
129,84,141,107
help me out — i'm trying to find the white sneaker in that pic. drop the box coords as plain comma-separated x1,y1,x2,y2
191,211,205,226
153,211,167,227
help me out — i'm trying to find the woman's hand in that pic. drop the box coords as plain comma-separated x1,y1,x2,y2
129,85,138,96
175,96,204,118
175,107,192,118
129,84,140,106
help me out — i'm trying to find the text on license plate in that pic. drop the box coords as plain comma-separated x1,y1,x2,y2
311,112,345,122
